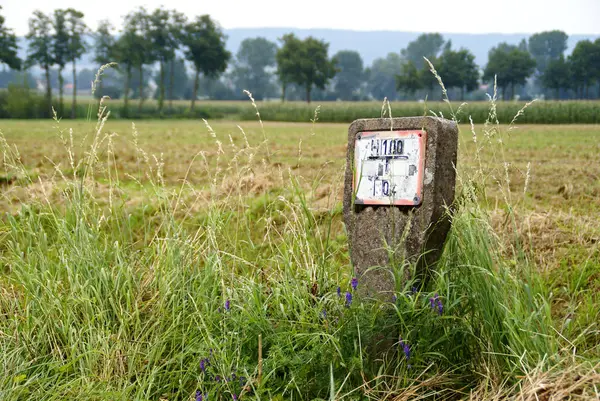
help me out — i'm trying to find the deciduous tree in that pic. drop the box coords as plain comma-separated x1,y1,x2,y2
528,30,568,76
395,61,422,95
93,20,115,99
26,10,54,114
365,52,403,100
122,8,153,113
65,9,87,118
0,6,21,70
232,37,277,99
401,33,444,69
332,50,364,100
541,55,571,99
569,40,600,98
182,15,230,110
276,33,302,102
147,7,184,113
438,43,479,99
276,34,336,103
52,9,69,116
483,43,536,100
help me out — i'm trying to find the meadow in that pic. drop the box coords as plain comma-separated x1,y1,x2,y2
0,101,599,399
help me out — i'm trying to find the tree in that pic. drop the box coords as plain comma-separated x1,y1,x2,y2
528,30,568,76
0,6,21,70
437,43,479,100
65,9,87,118
52,9,69,116
420,55,440,96
26,10,54,115
182,15,230,110
483,43,536,100
332,50,364,100
276,33,302,101
395,61,422,95
93,20,116,99
366,52,403,100
121,8,153,114
401,33,444,69
541,55,571,99
167,11,186,110
153,58,189,100
569,40,600,98
0,70,35,88
147,7,183,114
232,37,278,99
276,35,336,103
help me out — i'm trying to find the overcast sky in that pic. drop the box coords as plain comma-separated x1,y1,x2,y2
3,0,600,36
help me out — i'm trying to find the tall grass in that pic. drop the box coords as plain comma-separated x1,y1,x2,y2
0,76,597,400
1,87,600,123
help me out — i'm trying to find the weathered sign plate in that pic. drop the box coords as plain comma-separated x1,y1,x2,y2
353,129,427,205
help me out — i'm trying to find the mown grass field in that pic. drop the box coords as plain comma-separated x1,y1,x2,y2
0,113,599,399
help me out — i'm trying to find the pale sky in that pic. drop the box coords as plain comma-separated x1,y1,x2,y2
3,0,600,36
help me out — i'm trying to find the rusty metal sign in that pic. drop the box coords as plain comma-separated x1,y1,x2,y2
353,129,427,206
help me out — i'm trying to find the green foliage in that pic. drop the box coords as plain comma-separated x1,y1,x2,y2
0,6,21,70
542,56,571,98
365,52,402,100
437,43,479,100
568,39,600,98
483,43,536,100
276,34,337,103
52,9,69,116
26,10,54,114
276,33,303,101
146,7,186,113
231,37,278,100
152,58,190,100
331,50,365,100
528,30,568,74
401,33,445,69
93,20,115,66
395,61,422,95
64,8,87,118
118,8,154,115
182,15,230,110
0,98,598,123
0,82,47,118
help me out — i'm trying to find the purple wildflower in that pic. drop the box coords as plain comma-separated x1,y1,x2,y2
195,390,203,401
321,309,327,319
215,375,221,382
337,286,341,297
437,298,443,315
403,343,411,360
351,277,358,291
392,294,397,303
225,299,231,311
429,297,435,309
200,358,207,372
232,394,238,401
411,286,417,294
345,291,352,307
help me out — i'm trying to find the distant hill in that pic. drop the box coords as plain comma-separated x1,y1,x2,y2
225,28,599,67
16,28,600,74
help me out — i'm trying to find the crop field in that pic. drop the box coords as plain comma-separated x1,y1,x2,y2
0,111,599,399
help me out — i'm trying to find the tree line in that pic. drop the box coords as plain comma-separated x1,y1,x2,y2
1,6,600,118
